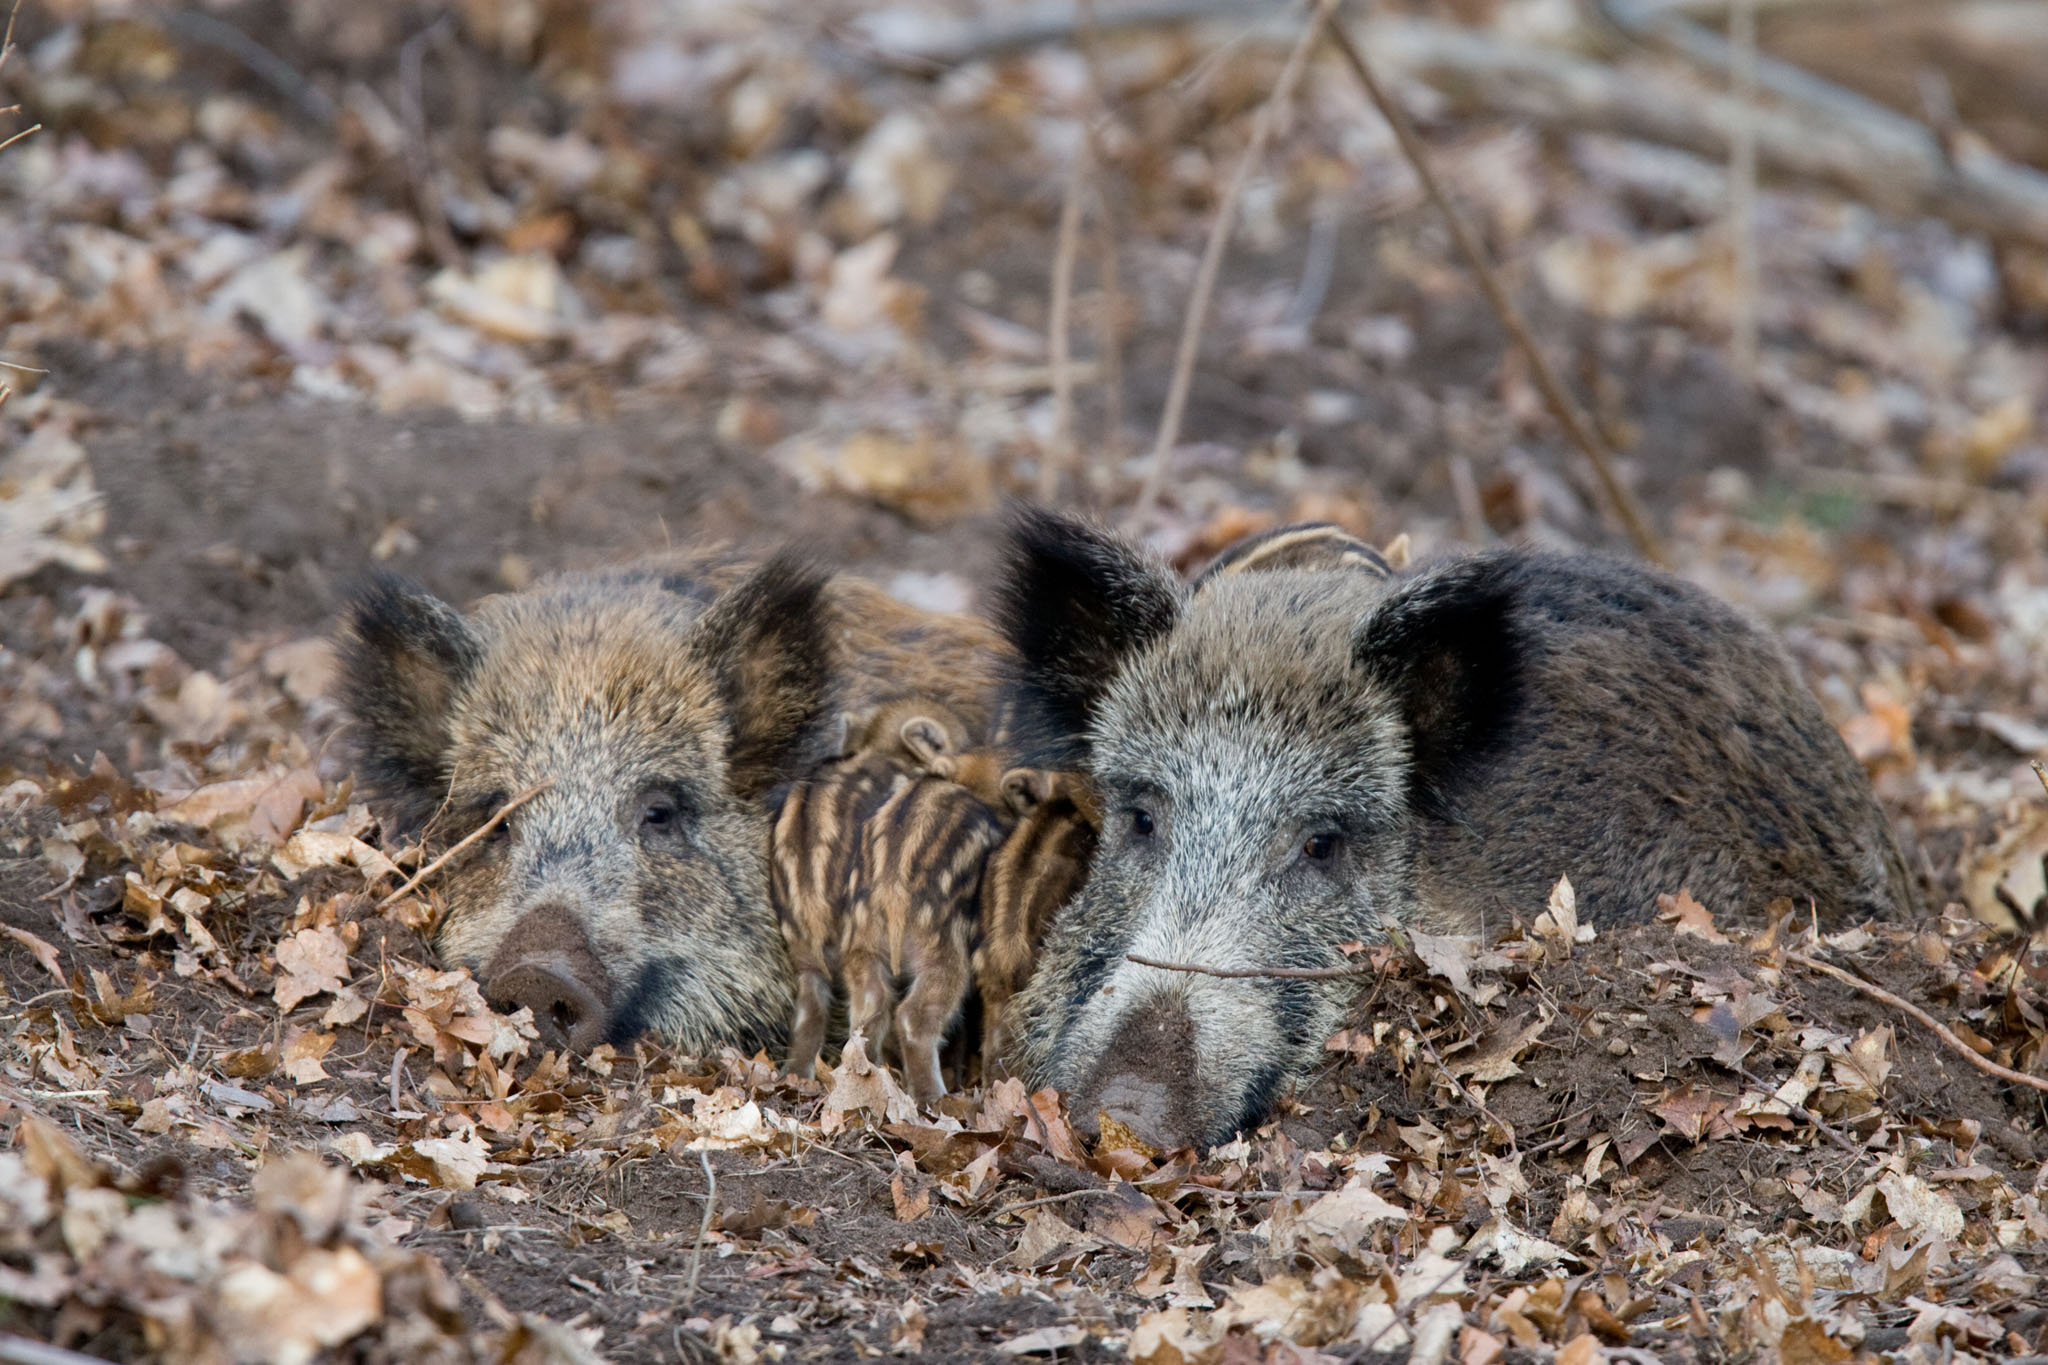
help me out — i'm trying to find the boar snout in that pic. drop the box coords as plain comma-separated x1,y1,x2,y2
483,904,611,1053
1075,996,1201,1151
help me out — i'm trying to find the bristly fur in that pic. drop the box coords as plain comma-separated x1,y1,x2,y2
998,526,1918,1150
992,506,1181,767
693,551,837,801
333,551,1008,1060
1351,553,1525,822
337,572,486,834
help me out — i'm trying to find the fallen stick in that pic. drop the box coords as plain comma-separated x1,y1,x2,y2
1786,950,2048,1096
685,1147,717,1307
1363,17,2048,250
851,0,1270,68
1134,0,1334,518
1127,951,1373,980
850,6,2048,252
1327,18,1667,565
1042,149,1088,502
0,1335,117,1365
377,782,552,910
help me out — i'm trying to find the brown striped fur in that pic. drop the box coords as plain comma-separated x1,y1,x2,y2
975,768,1101,1072
772,751,914,1079
845,774,1006,1105
336,549,1008,1058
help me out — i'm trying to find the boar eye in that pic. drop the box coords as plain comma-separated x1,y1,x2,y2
1127,808,1155,839
475,793,512,843
641,795,679,828
1302,832,1340,862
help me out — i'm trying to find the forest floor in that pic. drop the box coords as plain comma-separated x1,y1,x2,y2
3,1,2048,1361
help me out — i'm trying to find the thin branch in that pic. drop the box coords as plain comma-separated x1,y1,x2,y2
397,17,463,270
0,1334,119,1365
1787,951,2048,1096
1726,1060,1864,1157
852,0,1273,68
1088,180,1129,485
164,10,337,127
1076,0,1129,486
992,1186,1111,1218
685,1147,717,1307
377,782,552,910
1726,0,1759,380
1134,0,1334,519
1325,18,1666,566
1127,951,1374,981
1042,149,1088,502
0,123,39,155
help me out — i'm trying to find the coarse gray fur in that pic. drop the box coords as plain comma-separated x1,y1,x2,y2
995,508,1913,1150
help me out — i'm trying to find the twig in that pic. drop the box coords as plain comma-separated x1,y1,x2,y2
0,123,38,154
1088,181,1129,484
2032,760,2047,799
1325,18,1665,566
1787,951,2048,1095
1042,148,1088,501
851,0,1274,68
1075,0,1129,485
1726,1060,1864,1156
1133,0,1334,519
1127,952,1374,980
992,1186,1111,1217
1280,193,1342,333
1366,16,2048,250
164,10,337,127
685,1148,717,1307
0,1334,116,1365
1726,0,1759,381
377,782,552,910
397,17,463,270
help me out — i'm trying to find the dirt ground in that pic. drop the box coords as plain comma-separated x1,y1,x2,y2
5,1,2048,1362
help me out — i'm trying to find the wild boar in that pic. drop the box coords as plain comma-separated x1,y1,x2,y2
336,553,1004,1057
992,508,1914,1149
843,771,1006,1105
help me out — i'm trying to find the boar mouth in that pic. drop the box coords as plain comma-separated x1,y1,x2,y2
481,903,613,1054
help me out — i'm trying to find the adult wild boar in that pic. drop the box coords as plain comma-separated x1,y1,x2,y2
995,509,1913,1150
336,553,1005,1055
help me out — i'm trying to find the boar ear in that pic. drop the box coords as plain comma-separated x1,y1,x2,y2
1352,555,1525,818
695,552,834,800
336,574,484,832
898,716,952,770
993,506,1180,757
1001,767,1054,818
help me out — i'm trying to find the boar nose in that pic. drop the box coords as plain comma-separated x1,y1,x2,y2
481,904,611,1054
1076,997,1201,1151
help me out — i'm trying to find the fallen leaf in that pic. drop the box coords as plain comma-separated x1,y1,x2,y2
273,926,350,1012
4,924,67,988
1657,888,1730,943
820,1032,918,1133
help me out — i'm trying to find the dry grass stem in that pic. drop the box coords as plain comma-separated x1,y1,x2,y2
1325,19,1667,565
685,1148,717,1307
1727,0,1760,379
398,16,463,269
378,782,553,910
1126,951,1374,980
1788,950,2048,1095
1133,0,1336,519
0,123,38,155
1076,0,1129,484
1042,150,1088,501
